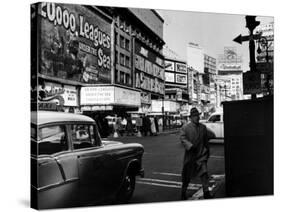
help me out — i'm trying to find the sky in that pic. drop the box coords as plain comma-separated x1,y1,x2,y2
157,9,273,71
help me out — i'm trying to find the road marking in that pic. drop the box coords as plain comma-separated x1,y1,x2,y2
137,181,182,189
136,173,224,195
137,181,200,190
189,188,203,199
152,172,181,177
137,178,201,190
209,155,224,159
211,174,225,179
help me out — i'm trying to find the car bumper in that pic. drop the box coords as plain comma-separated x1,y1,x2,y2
138,168,145,178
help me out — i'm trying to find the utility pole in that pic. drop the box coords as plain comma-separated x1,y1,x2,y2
245,16,260,99
233,16,260,99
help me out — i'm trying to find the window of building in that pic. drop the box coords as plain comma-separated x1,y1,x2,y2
125,56,130,68
120,35,125,49
115,52,119,64
120,19,125,30
115,33,118,46
120,72,125,84
38,125,68,155
125,39,130,51
115,71,119,83
125,73,131,85
71,124,97,150
120,53,125,66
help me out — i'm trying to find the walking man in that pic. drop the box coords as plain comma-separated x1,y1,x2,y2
180,107,215,200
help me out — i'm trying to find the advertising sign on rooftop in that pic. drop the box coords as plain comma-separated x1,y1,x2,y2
38,2,112,84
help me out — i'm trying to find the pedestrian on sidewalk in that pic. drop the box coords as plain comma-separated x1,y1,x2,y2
150,116,156,136
126,116,134,136
179,107,215,200
143,115,151,136
154,116,159,135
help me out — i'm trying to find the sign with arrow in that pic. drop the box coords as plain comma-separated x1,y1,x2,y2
233,33,261,44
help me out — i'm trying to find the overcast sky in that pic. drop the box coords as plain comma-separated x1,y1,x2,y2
157,9,273,71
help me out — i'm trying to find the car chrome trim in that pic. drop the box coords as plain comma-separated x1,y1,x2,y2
37,178,79,192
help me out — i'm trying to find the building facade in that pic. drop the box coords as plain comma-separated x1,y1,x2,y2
108,7,165,114
32,3,166,118
163,57,189,114
204,54,217,109
32,3,114,113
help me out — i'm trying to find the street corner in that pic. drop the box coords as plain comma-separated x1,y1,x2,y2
188,174,225,200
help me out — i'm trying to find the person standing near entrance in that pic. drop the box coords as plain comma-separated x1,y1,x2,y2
179,107,215,200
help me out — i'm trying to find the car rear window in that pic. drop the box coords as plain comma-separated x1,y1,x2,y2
37,125,68,155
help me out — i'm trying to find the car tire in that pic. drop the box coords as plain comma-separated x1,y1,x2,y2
116,173,136,203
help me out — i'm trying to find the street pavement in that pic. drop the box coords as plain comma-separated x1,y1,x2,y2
106,130,225,203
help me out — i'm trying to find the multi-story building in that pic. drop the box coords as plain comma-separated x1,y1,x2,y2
32,3,166,118
106,7,165,114
204,54,217,110
163,57,189,114
187,42,213,116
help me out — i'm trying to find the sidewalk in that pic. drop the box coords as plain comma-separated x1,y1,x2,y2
212,176,226,198
107,128,180,139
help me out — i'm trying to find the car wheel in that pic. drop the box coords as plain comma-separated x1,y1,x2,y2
116,173,136,203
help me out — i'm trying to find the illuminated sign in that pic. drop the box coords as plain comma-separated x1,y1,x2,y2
80,86,141,106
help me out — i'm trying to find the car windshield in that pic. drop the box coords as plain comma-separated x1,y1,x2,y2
208,114,221,122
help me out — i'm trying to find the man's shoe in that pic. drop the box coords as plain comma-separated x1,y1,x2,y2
203,191,213,199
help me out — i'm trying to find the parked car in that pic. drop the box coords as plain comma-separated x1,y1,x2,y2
202,112,224,139
31,111,144,209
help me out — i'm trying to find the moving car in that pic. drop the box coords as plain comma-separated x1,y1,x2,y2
203,112,224,139
31,111,144,209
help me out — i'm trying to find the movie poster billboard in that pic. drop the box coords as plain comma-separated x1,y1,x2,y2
38,2,112,84
175,63,187,73
165,60,175,71
176,74,187,84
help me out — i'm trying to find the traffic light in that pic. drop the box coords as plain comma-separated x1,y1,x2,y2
245,16,260,31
